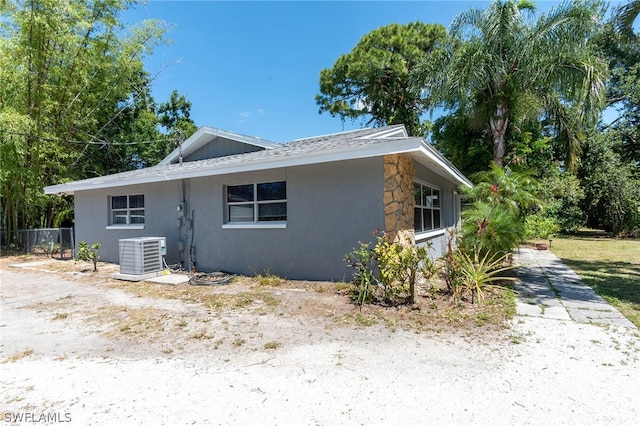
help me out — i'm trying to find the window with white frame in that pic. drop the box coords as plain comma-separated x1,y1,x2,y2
226,181,287,223
414,182,441,232
110,195,145,225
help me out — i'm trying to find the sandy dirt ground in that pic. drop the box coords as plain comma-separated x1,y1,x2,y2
1,258,639,425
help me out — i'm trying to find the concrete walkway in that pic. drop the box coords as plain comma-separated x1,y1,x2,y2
513,247,637,330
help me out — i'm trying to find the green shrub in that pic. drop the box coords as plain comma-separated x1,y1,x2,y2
455,250,515,304
76,241,101,272
460,201,524,257
344,232,436,306
459,163,539,258
442,237,516,305
579,132,640,236
537,172,585,234
344,241,377,306
524,213,560,240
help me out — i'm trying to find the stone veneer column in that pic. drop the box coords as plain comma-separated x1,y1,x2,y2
383,154,415,247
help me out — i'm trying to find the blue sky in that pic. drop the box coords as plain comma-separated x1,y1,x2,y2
125,1,625,143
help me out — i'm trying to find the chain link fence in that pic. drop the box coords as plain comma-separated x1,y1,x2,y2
1,228,75,259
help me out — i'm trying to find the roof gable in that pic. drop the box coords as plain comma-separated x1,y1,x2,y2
159,126,279,165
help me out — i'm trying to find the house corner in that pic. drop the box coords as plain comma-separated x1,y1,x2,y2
383,154,415,247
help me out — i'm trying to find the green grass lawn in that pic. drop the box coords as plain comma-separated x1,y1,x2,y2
549,230,640,328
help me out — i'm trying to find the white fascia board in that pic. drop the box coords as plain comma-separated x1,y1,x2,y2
44,172,170,195
44,138,424,195
415,141,473,188
359,126,408,139
43,137,473,195
44,184,73,195
158,127,210,166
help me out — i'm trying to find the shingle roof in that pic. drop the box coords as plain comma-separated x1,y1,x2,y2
44,124,470,194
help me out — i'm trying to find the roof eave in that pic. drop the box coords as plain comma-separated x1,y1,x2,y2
44,138,422,195
43,136,472,195
412,141,473,188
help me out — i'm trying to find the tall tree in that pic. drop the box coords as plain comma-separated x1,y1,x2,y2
138,89,198,167
0,0,168,244
316,22,447,136
579,130,640,235
415,0,607,169
599,5,640,165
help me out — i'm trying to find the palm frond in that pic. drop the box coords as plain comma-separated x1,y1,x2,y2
613,0,640,39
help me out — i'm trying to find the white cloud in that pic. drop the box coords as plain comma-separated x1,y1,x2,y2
235,111,251,125
236,109,265,125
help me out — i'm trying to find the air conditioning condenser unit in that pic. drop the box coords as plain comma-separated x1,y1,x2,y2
118,237,166,276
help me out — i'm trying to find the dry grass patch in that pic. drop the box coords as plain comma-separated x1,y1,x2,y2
2,349,35,363
52,312,68,320
190,328,215,340
263,341,281,350
106,278,282,314
2,254,516,336
99,306,170,339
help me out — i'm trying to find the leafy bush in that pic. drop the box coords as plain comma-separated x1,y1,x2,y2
460,201,524,257
344,241,377,306
524,212,560,240
344,232,436,306
579,132,640,236
459,163,539,258
536,171,585,234
76,241,101,272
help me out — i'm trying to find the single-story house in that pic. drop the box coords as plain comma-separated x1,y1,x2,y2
44,124,472,281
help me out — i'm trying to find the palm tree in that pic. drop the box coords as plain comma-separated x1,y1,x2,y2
613,0,640,39
416,0,607,170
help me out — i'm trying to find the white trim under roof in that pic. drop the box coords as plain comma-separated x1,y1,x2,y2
45,137,423,195
292,124,407,142
158,126,279,166
357,125,408,139
413,141,473,188
44,126,472,195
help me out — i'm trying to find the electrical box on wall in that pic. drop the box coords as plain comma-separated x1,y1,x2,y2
159,237,167,256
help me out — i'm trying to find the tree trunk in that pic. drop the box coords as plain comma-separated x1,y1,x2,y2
489,98,509,166
408,267,416,305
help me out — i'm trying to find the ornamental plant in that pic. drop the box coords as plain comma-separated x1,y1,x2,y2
455,250,515,304
344,232,436,306
76,241,101,272
460,201,524,258
441,229,516,304
460,163,540,258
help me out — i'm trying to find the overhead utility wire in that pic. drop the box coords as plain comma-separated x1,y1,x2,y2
0,130,178,145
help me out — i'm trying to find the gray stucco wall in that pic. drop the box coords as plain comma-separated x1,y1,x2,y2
72,157,462,281
190,158,385,281
73,157,385,281
74,181,184,266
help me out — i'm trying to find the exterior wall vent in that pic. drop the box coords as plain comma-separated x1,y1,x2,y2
118,237,166,275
